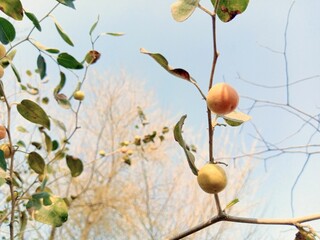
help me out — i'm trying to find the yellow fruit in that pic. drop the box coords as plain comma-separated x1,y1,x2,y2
73,90,85,101
0,125,6,140
207,83,239,115
0,45,6,59
197,163,227,194
99,150,106,156
0,143,12,158
0,66,4,78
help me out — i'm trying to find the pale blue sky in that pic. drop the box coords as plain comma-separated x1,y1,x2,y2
7,0,320,238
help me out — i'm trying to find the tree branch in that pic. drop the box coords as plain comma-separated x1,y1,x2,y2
169,212,320,240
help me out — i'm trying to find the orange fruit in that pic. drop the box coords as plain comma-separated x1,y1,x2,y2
0,143,12,158
0,125,6,140
207,83,239,115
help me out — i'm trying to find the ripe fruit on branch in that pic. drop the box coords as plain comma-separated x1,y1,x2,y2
73,90,85,101
0,143,12,158
197,163,227,194
206,83,239,115
0,125,6,140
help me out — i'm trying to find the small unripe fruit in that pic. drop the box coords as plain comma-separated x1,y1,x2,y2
0,125,6,140
0,44,6,59
134,136,141,146
99,150,106,156
0,143,12,158
6,191,18,202
0,66,4,78
73,90,85,101
197,163,227,194
207,83,239,115
120,146,128,154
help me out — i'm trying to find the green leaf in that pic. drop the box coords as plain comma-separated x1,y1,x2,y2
42,97,49,104
10,63,21,82
25,11,41,31
17,100,50,130
0,151,7,171
100,32,125,37
89,15,99,36
57,53,83,69
18,211,27,238
173,115,198,175
66,155,83,177
16,140,26,148
32,40,59,54
31,142,42,150
223,111,251,127
46,49,60,54
0,0,23,21
140,48,191,81
52,16,74,46
0,177,5,186
52,140,59,151
26,83,39,95
37,55,46,79
27,195,68,227
54,150,65,161
0,80,4,97
43,132,52,154
20,84,27,91
211,0,249,22
51,117,67,132
28,152,45,174
55,93,71,109
171,0,200,22
16,126,28,133
32,192,50,200
54,72,66,95
0,17,16,44
224,198,239,211
56,0,75,9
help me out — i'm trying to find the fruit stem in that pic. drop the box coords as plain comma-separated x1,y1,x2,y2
214,193,223,214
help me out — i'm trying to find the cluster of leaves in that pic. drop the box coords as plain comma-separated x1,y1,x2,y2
0,0,122,236
102,107,171,166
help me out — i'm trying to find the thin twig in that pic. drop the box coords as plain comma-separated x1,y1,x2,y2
2,85,16,240
290,154,311,217
198,4,213,16
283,0,295,104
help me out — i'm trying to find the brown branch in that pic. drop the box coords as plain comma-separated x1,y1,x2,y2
169,212,320,240
2,86,16,240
